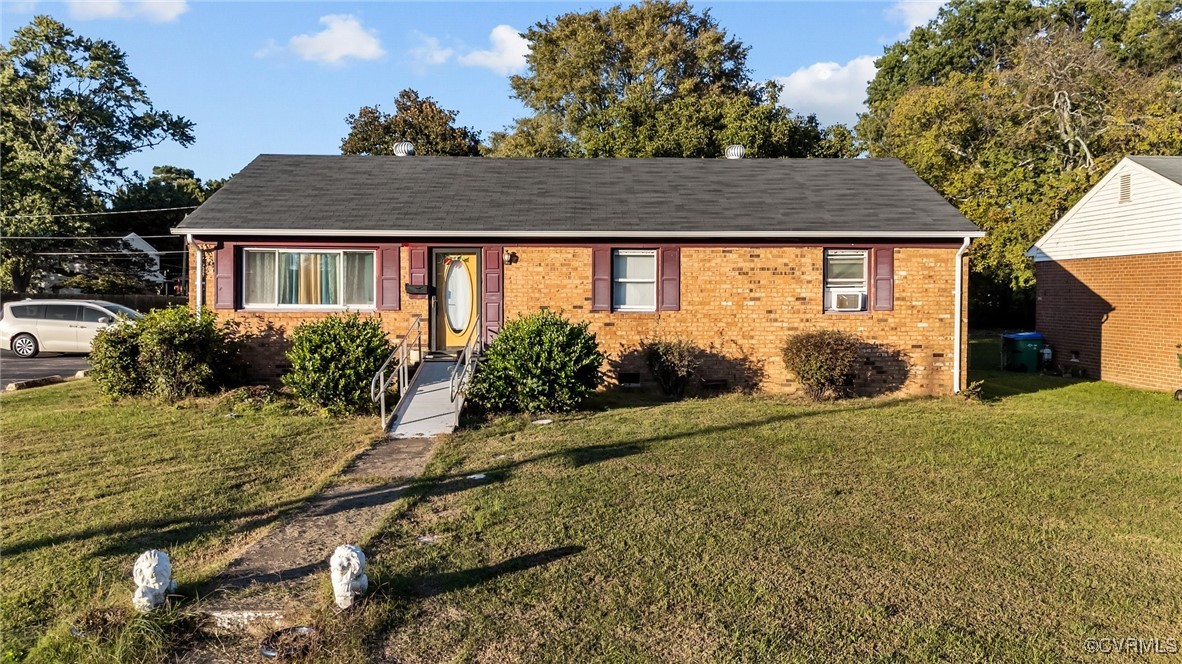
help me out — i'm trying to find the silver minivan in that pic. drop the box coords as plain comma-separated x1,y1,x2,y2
0,300,143,358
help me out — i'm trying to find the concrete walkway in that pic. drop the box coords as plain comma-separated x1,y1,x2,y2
199,436,437,626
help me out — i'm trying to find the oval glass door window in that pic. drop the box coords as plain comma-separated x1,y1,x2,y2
445,260,472,333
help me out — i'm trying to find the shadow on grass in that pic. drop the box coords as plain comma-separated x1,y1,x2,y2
969,334,1090,399
381,546,585,600
7,476,427,561
971,369,1089,401
428,397,912,491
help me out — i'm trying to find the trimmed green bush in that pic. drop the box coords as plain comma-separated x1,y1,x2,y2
781,330,863,401
89,306,244,401
283,313,392,415
642,337,701,398
88,317,146,398
469,310,604,413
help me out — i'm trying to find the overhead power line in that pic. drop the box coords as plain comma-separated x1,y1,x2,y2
33,250,189,256
1,205,198,221
1,234,181,240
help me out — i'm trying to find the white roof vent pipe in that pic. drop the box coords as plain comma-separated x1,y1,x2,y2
724,144,745,159
393,141,415,156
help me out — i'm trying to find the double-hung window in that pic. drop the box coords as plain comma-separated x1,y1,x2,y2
612,249,657,312
824,249,868,312
243,249,375,308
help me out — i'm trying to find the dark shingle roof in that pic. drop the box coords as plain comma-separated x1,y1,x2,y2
1128,155,1182,186
174,155,982,238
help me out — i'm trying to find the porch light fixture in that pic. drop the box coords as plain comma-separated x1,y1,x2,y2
502,249,515,265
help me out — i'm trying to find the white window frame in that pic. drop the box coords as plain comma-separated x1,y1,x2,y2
242,248,377,310
612,249,658,312
824,249,869,312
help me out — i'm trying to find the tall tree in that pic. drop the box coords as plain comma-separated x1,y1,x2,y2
341,89,481,157
1,16,194,292
859,0,1182,324
71,166,228,293
495,0,850,158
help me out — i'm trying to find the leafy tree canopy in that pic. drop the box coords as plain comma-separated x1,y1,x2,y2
1,16,194,292
493,0,853,158
858,0,1181,313
341,88,481,156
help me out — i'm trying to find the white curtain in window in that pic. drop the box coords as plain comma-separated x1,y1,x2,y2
344,252,374,306
244,251,276,305
613,252,656,280
613,282,656,309
826,253,866,286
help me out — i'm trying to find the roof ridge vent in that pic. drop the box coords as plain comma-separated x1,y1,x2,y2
724,145,745,160
393,141,415,157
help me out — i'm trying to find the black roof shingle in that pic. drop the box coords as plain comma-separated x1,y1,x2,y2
173,155,983,238
1128,155,1182,186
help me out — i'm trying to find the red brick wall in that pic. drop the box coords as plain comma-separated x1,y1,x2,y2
1035,252,1182,393
191,243,970,396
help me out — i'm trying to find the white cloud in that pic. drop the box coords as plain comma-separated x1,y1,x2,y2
775,55,878,127
409,31,453,67
2,0,40,13
885,0,943,33
283,14,385,65
65,0,188,22
457,25,528,75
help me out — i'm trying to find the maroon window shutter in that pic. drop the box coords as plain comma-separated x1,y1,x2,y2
659,246,680,311
481,246,503,343
873,247,894,311
213,243,235,310
377,244,400,310
408,245,428,299
591,247,611,311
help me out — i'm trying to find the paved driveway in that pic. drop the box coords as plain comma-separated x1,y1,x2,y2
1,350,91,389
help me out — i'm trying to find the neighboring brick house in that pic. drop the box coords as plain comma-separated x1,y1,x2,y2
173,155,982,397
1028,156,1182,393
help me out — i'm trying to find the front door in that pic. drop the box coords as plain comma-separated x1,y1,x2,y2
432,250,479,352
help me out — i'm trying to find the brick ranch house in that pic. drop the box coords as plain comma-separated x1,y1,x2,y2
1027,155,1182,393
173,155,983,397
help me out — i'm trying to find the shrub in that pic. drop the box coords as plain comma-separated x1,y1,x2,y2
469,310,604,413
781,330,863,401
138,307,245,401
283,313,392,415
90,306,243,401
641,338,701,397
89,318,146,398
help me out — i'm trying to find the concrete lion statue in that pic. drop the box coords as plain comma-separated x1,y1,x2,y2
132,549,177,613
330,544,369,609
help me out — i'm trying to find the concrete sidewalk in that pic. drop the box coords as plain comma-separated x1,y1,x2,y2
198,436,438,627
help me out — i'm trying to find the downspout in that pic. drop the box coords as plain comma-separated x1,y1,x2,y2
952,236,972,394
187,234,203,322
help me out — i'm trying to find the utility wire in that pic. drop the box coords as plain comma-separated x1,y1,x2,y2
1,205,198,220
33,250,189,256
1,234,181,240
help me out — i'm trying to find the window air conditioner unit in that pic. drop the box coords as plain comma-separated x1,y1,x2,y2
832,292,864,312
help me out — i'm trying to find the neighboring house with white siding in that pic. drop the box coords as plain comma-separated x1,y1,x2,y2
1027,156,1182,392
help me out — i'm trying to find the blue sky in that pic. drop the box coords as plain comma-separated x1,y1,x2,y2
2,1,942,183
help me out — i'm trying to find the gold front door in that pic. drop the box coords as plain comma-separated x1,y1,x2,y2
434,251,479,350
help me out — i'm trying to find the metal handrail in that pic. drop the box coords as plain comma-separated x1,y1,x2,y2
370,315,423,430
449,314,483,424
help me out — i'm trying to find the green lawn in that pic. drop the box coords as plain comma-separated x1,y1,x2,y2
0,381,378,662
312,370,1182,662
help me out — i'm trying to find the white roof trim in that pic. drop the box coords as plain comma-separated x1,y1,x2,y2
173,228,985,239
1027,157,1182,261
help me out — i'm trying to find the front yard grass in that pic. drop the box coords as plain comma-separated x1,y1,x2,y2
316,374,1181,661
0,380,378,661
